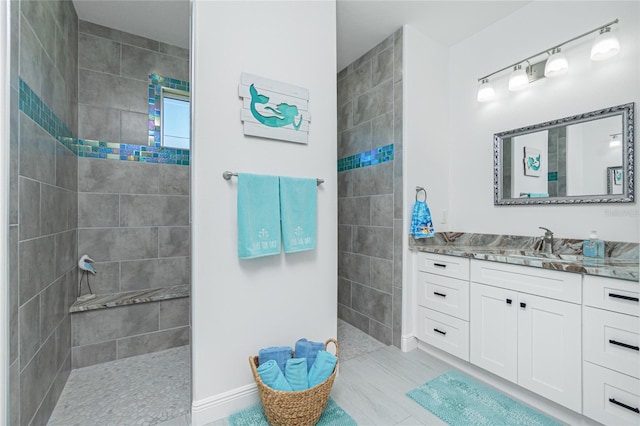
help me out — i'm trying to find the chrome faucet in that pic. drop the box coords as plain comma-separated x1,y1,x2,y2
539,227,554,254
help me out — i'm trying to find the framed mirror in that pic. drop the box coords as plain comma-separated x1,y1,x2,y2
493,103,635,205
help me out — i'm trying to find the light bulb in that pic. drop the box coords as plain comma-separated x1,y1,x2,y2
544,48,568,78
508,64,529,91
591,27,620,61
477,78,496,102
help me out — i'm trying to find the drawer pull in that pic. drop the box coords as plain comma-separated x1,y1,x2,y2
434,291,447,298
609,398,640,414
609,339,639,351
506,298,512,305
608,293,639,302
433,263,447,268
433,328,447,336
520,302,526,308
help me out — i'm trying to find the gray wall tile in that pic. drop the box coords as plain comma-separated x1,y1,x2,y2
56,143,78,192
353,80,393,126
369,320,392,345
337,252,370,285
9,89,18,225
119,195,189,227
338,278,351,307
78,105,121,142
394,82,403,149
338,196,370,226
19,15,43,92
20,113,56,185
337,304,369,334
394,150,403,219
159,227,190,258
20,334,57,425
19,294,40,370
371,194,393,227
337,225,352,253
19,177,40,240
352,226,393,260
79,20,159,52
352,162,393,196
80,261,120,295
339,121,371,159
120,110,148,145
370,258,393,293
120,257,190,291
394,28,403,83
159,297,190,329
10,359,19,426
159,43,189,60
9,226,18,364
40,278,67,345
21,0,56,61
117,326,189,359
372,48,393,87
159,164,190,195
9,0,18,89
78,158,159,194
20,235,56,304
120,44,189,82
352,283,392,326
31,354,70,426
394,219,403,288
372,112,393,148
79,69,148,113
337,101,352,133
78,228,159,262
55,315,71,369
72,302,159,346
393,287,402,348
338,170,352,198
41,184,68,235
55,229,77,277
79,32,121,74
71,341,117,369
78,193,119,227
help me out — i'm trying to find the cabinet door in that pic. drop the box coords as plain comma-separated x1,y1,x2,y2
470,283,518,383
518,293,582,412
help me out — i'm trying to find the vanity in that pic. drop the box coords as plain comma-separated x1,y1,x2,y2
409,233,639,425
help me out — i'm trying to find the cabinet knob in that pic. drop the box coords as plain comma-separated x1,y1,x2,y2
520,302,527,308
506,298,512,304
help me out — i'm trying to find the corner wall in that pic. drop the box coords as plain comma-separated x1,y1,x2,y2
447,1,639,242
191,1,337,423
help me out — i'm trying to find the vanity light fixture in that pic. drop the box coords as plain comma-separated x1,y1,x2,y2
477,19,619,102
609,133,622,148
508,64,529,91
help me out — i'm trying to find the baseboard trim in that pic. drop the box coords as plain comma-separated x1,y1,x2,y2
191,383,259,425
416,341,599,426
401,334,418,352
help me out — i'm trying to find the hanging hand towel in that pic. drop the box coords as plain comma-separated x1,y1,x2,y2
237,173,281,259
279,176,317,253
256,360,293,391
410,200,435,239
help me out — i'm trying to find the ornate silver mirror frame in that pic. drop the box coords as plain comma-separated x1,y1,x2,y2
493,102,635,205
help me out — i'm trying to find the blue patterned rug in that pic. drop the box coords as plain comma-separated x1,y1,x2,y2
407,370,562,426
228,397,356,426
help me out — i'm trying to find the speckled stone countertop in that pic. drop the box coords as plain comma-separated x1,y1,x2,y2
70,285,190,312
410,233,639,282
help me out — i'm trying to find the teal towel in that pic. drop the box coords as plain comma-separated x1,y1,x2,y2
256,360,293,391
294,338,324,372
258,346,292,374
237,173,281,259
285,358,309,391
279,176,317,253
308,350,337,388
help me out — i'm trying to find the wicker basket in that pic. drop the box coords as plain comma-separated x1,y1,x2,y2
249,338,339,426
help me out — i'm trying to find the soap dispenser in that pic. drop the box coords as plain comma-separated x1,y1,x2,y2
583,231,605,258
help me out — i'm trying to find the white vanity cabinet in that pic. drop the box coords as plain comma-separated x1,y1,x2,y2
415,253,470,361
582,275,640,425
469,260,582,413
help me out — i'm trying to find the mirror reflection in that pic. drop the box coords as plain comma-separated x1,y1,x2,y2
494,103,635,205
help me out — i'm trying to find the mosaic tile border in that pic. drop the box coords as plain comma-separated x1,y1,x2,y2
338,144,394,172
18,78,190,166
148,73,190,147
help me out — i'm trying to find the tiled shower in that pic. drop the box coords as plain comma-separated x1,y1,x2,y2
8,1,191,424
337,28,403,347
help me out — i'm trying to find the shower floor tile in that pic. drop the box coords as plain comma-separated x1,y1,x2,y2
48,345,190,426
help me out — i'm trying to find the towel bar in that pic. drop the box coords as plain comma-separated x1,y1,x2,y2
223,171,324,186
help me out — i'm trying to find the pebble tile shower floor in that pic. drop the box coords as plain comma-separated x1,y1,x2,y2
48,346,191,426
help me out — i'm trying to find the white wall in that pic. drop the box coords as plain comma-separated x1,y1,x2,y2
447,1,639,242
190,1,337,423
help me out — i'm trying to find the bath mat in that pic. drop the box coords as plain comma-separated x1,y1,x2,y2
228,397,356,426
406,370,562,426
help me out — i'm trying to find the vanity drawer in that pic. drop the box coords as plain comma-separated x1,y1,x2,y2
416,306,469,361
416,253,469,280
583,275,640,317
583,361,640,426
584,306,639,378
417,272,469,321
470,259,581,304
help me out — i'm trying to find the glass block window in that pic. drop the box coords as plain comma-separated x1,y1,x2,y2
162,90,190,149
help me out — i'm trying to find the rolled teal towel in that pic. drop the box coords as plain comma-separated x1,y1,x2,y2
258,346,292,375
294,338,324,372
256,360,293,391
308,350,337,388
279,176,317,253
285,358,309,391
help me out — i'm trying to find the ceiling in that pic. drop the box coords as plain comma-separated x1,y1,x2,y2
72,1,531,70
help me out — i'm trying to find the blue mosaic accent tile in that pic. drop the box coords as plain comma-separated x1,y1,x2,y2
337,144,394,172
148,73,190,147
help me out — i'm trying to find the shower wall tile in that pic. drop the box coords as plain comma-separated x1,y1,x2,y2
78,193,120,227
19,235,56,305
121,44,189,82
338,62,371,106
19,177,40,240
159,227,190,258
71,340,117,369
21,0,57,61
78,105,121,143
78,157,159,193
339,121,372,159
352,226,393,260
338,196,370,226
394,82,403,149
120,110,148,145
55,229,77,277
81,262,120,295
337,101,352,133
394,28,403,84
41,184,69,235
159,298,190,329
78,228,159,262
372,47,393,88
10,88,18,225
120,257,190,291
19,15,43,93
56,143,78,191
371,194,393,227
159,164,190,195
337,304,369,334
55,315,71,369
79,69,148,114
40,277,67,344
20,334,57,425
352,161,393,196
371,112,393,148
72,302,159,346
338,251,370,286
78,32,121,75
31,355,70,426
19,294,40,371
370,258,393,293
10,0,18,90
352,283,392,326
119,195,189,227
353,80,393,126
393,286,402,348
337,225,352,252
393,219,403,288
394,149,403,219
79,20,159,51
369,320,392,346
338,170,352,198
9,226,18,364
159,43,189,60
338,278,352,307
9,359,19,426
116,326,189,359
20,113,56,185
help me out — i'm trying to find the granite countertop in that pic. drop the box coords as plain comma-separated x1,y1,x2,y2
410,233,639,282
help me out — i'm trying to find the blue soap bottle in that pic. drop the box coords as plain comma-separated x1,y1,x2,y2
583,231,605,258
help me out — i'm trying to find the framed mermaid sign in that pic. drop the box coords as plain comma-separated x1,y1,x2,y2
523,146,541,177
239,73,311,144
